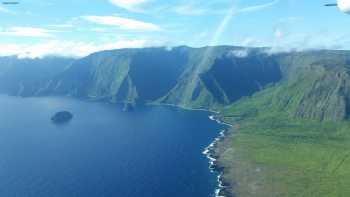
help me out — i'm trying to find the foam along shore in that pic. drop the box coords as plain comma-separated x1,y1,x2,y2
149,103,232,196
204,115,233,197
148,103,221,114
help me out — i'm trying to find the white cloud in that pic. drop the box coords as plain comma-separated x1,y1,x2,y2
48,24,73,28
82,15,161,31
47,18,80,29
229,49,250,58
90,27,108,33
261,31,350,55
171,0,232,16
240,37,263,47
0,27,56,38
0,39,151,58
274,28,284,39
232,31,350,55
173,0,279,16
174,4,209,16
0,6,14,14
236,0,280,14
109,0,149,12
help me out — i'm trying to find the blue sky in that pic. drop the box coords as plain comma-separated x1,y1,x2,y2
0,0,350,57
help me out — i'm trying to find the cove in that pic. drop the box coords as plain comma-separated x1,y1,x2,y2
0,95,225,197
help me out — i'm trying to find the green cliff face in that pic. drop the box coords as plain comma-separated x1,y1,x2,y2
220,50,350,197
224,50,350,121
1,48,349,122
1,48,349,121
39,47,190,103
159,47,282,109
1,47,350,197
25,46,281,109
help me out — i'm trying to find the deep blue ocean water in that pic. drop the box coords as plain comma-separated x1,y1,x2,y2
0,95,224,197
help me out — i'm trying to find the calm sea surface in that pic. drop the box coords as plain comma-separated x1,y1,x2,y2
0,95,224,197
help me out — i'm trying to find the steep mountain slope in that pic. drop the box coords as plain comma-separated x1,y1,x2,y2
40,47,190,103
220,51,350,120
1,47,350,197
199,51,281,104
37,46,282,108
271,51,350,121
0,56,74,96
159,47,282,109
1,48,349,121
217,50,350,197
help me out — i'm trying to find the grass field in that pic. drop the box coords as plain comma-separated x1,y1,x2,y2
217,110,350,197
213,71,350,197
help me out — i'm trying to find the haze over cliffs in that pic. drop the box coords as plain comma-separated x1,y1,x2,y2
0,56,74,96
0,46,349,121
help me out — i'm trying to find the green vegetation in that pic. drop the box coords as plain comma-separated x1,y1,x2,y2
3,46,279,109
1,47,350,197
218,50,350,196
220,107,350,196
160,46,281,109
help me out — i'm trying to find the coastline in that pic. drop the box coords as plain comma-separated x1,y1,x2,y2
7,96,236,197
150,102,235,197
149,102,235,197
147,103,221,114
204,115,234,197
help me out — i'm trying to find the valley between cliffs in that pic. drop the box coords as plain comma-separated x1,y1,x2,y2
1,46,350,197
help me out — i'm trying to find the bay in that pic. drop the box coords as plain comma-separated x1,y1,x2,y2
0,95,224,197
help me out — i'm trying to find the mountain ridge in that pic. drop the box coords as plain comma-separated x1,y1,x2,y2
11,46,282,110
0,46,349,121
1,46,350,197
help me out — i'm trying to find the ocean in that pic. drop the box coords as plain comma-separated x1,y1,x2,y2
0,95,225,197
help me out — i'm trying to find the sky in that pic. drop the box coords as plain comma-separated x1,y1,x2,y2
0,0,350,58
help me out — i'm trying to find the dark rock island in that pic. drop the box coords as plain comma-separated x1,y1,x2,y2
51,111,73,124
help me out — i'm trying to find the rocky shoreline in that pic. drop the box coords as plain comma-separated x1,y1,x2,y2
203,115,235,197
